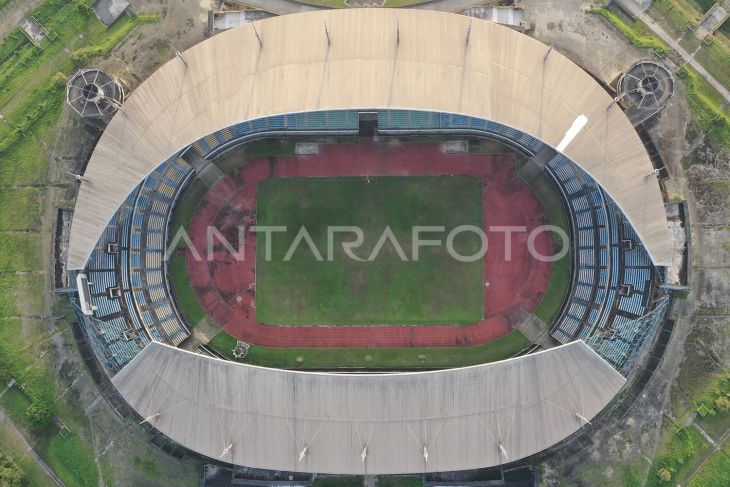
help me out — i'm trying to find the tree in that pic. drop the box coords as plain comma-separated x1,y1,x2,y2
52,72,68,86
0,453,26,487
715,396,730,412
657,468,672,482
26,401,52,428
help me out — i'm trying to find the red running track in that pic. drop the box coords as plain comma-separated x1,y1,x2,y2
185,140,554,348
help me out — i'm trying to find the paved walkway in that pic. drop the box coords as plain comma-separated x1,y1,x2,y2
639,12,730,104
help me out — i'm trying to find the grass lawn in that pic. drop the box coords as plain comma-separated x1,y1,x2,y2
590,6,668,55
378,477,423,487
676,65,730,149
256,176,485,325
313,476,362,487
647,423,711,487
0,1,157,485
687,438,730,487
168,253,207,325
695,36,730,91
208,328,530,369
528,172,571,324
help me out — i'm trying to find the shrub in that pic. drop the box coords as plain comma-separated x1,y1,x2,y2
26,400,53,428
52,71,67,85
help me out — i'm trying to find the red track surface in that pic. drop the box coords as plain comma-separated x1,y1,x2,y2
185,141,553,348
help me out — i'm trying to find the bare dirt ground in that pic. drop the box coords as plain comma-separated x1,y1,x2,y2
524,1,730,485
525,0,644,81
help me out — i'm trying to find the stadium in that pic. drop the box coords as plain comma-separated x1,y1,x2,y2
66,7,672,479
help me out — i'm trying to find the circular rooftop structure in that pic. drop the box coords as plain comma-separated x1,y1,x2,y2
618,60,674,112
66,68,125,119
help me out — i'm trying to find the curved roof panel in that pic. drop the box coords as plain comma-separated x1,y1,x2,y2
113,341,625,474
68,8,670,269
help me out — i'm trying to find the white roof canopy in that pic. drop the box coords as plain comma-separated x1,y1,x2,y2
113,341,625,474
67,8,671,269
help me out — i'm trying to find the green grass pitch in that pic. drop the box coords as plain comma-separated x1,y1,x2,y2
255,176,485,325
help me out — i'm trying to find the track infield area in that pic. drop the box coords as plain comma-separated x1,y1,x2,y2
256,176,484,325
182,140,555,348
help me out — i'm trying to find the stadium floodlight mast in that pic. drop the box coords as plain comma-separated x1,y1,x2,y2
361,446,368,463
324,21,331,46
219,443,234,459
575,412,591,425
543,45,553,63
298,446,308,462
396,20,400,45
422,446,429,463
65,171,90,183
170,43,188,69
499,443,509,461
251,22,263,48
139,410,161,425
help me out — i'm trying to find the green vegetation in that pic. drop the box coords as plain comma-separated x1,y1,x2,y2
170,178,209,237
0,0,156,485
528,172,571,324
169,253,206,325
647,424,711,486
0,450,25,487
256,176,485,325
695,37,730,91
209,329,530,369
653,0,702,36
695,375,730,439
313,476,362,487
167,178,212,327
676,65,730,148
590,6,668,56
378,476,423,487
0,421,60,485
687,439,730,487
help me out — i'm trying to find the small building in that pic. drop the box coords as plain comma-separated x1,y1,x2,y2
92,0,131,28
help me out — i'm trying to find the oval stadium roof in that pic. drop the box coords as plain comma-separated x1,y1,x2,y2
67,8,671,269
113,341,625,474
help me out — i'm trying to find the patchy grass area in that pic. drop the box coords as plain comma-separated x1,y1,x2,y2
687,438,730,487
590,6,668,55
378,476,423,487
208,329,530,369
313,476,362,487
694,375,730,439
528,172,571,324
256,176,485,325
677,65,730,149
169,253,206,325
695,35,730,91
647,423,711,486
652,0,702,37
